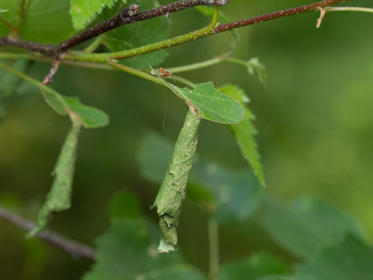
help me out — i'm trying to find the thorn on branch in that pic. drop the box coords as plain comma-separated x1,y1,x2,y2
206,0,231,6
42,55,64,85
317,7,327,28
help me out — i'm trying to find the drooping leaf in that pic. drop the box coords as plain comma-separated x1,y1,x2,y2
291,235,373,280
137,132,263,224
153,109,201,253
258,196,365,259
40,87,109,128
70,0,126,30
84,191,204,280
102,0,171,69
28,118,81,237
218,253,289,280
219,85,265,186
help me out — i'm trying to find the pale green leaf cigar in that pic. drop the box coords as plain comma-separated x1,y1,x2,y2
153,109,201,253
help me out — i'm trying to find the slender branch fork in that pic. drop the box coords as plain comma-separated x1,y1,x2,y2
0,0,350,58
0,205,96,261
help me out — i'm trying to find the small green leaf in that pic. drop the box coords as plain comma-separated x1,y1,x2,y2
258,196,365,259
70,0,126,30
219,85,265,186
247,58,267,87
28,119,81,237
154,73,244,124
42,91,109,128
180,83,245,124
63,96,109,128
292,235,373,280
218,253,289,280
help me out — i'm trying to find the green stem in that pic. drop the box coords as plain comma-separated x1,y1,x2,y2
12,0,29,37
0,61,67,113
208,216,219,280
167,55,228,74
153,108,201,253
85,35,105,53
326,6,373,13
108,61,164,86
66,7,220,63
0,15,15,31
171,75,196,89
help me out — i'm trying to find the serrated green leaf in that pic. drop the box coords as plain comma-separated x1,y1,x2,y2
28,119,81,237
179,83,245,124
218,253,289,280
137,132,263,224
103,0,170,69
291,235,373,280
258,196,365,259
219,85,265,186
70,0,126,30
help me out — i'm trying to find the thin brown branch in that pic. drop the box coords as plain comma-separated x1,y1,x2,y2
0,0,228,56
42,55,64,85
213,0,350,33
0,205,96,261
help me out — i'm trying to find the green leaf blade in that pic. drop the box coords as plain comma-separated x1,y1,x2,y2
181,82,245,124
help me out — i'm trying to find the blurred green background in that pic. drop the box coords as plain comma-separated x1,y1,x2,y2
1,0,372,279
